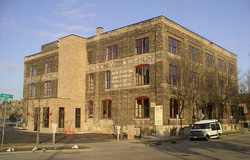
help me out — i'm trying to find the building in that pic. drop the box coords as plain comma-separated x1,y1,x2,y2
23,16,238,136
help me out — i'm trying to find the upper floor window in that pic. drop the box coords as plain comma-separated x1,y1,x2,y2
106,45,118,60
87,51,92,64
102,99,112,118
205,53,213,67
45,62,52,73
217,58,225,72
168,37,181,55
89,74,94,91
106,71,111,89
189,45,199,62
30,65,37,76
229,63,234,75
29,84,36,97
88,100,94,118
169,65,180,85
135,97,150,118
44,81,52,96
135,65,149,86
136,37,149,54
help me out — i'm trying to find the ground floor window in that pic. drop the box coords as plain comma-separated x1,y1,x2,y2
75,108,81,128
135,97,150,118
230,105,236,119
59,107,64,128
170,98,184,119
239,106,244,117
193,103,198,119
88,101,94,118
102,100,112,118
207,103,216,119
43,107,49,128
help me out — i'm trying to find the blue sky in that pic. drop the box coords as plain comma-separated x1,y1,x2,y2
0,0,249,100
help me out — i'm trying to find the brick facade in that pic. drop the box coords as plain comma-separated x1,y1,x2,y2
24,16,238,136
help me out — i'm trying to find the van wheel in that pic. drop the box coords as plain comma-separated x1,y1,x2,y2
217,134,221,139
205,135,209,141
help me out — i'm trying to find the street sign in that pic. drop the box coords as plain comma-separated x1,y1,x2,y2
0,93,13,99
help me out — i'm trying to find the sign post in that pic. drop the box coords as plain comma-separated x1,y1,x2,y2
0,93,13,151
52,123,57,144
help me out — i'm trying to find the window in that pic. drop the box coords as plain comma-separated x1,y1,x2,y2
191,72,198,87
207,103,216,119
89,74,94,91
30,65,37,76
229,63,234,75
230,105,236,119
29,84,36,97
75,108,81,128
168,37,181,55
45,62,52,73
193,103,199,119
189,46,199,62
43,107,49,128
106,71,111,89
169,65,180,85
170,98,183,119
135,97,150,118
106,45,118,60
205,53,213,67
44,81,52,96
102,100,112,118
59,107,65,128
87,51,92,64
135,65,149,85
217,58,225,72
239,106,244,117
88,101,94,118
136,37,149,54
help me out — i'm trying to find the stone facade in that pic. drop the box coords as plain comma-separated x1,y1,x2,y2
24,16,238,136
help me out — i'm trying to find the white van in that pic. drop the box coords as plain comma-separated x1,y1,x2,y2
189,120,222,140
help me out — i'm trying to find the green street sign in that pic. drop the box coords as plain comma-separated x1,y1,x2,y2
0,93,13,99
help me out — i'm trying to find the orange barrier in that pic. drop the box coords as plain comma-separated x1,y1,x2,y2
71,128,75,135
63,128,67,134
68,129,71,134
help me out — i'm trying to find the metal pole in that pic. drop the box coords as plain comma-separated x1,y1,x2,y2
1,102,7,151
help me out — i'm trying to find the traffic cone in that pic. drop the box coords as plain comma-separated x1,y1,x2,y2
68,129,71,134
72,128,75,135
64,128,66,134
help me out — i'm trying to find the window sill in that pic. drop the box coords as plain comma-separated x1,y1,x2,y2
134,118,150,120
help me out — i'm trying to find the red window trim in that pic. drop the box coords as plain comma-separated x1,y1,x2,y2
170,98,184,119
106,45,118,60
168,37,181,55
101,99,112,119
135,37,149,55
135,64,150,86
134,97,150,119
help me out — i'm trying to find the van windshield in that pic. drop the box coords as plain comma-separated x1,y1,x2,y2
191,123,210,129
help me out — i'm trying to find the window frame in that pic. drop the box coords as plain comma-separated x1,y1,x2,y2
29,83,36,97
229,63,234,75
106,70,111,89
189,45,199,62
30,65,37,76
135,37,149,55
87,51,92,64
45,62,52,73
106,45,118,60
89,73,94,91
169,65,180,85
135,97,150,119
205,53,213,67
168,37,181,55
217,58,225,72
170,98,184,119
88,100,94,118
102,99,112,119
135,64,150,86
44,81,52,96
43,107,50,128
58,107,65,128
75,108,81,128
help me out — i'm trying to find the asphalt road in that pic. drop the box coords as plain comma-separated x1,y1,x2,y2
0,132,249,160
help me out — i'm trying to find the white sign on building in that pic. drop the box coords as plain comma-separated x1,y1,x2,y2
155,105,163,125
